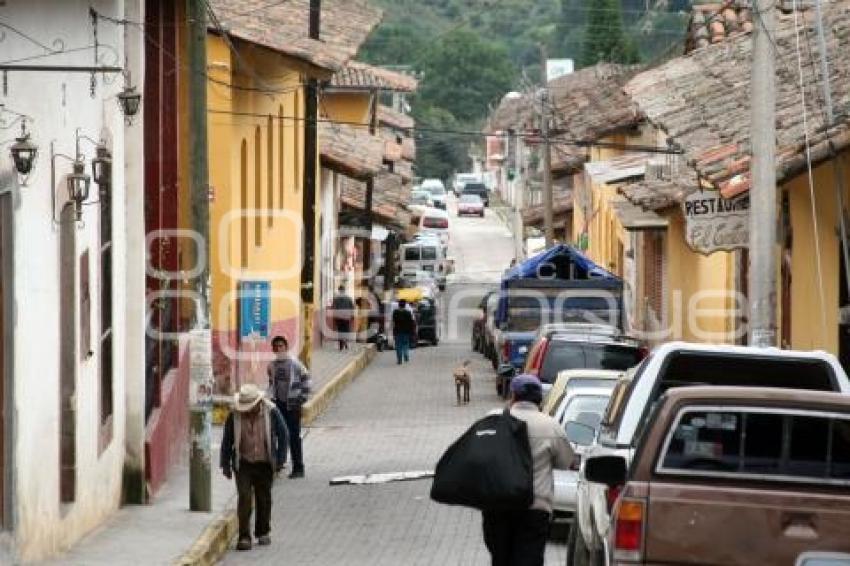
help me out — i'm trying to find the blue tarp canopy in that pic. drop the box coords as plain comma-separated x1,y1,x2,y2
496,244,622,325
503,244,618,281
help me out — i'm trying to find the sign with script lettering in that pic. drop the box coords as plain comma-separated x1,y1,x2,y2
682,190,749,255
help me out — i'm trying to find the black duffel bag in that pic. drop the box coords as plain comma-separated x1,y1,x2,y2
430,408,533,511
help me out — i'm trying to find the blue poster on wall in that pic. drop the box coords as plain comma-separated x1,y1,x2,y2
239,280,271,339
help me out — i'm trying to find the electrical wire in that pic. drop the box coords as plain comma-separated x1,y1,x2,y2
790,0,828,342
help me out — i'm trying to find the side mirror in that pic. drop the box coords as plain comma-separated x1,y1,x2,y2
497,364,516,379
584,455,627,487
565,421,596,446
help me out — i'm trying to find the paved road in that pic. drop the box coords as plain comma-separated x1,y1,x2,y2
220,200,567,565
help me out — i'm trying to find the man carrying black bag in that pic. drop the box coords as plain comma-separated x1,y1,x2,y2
481,374,574,565
430,373,573,565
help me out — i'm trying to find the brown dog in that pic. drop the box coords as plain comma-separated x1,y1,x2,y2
453,360,471,405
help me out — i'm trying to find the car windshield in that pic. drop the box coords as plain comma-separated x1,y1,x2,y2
423,216,448,229
460,195,481,203
464,184,486,192
403,248,420,261
560,395,610,428
540,343,642,384
564,377,619,392
421,247,437,260
411,193,430,204
429,187,446,195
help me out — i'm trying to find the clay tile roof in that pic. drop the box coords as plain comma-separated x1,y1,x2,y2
626,0,850,198
319,122,383,180
378,105,415,130
488,92,534,132
549,63,642,144
618,172,698,212
340,172,412,231
209,0,383,72
521,191,574,227
685,1,754,54
329,61,418,92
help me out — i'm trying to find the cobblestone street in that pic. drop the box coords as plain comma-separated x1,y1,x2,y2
221,209,566,565
221,339,567,565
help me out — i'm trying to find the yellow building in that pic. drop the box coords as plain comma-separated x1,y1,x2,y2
620,0,850,355
205,1,381,391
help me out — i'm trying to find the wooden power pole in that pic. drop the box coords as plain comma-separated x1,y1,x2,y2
748,0,777,347
187,0,212,512
300,0,321,367
540,44,554,248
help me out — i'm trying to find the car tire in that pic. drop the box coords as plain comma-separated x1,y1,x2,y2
568,524,592,566
490,352,498,371
479,211,485,217
496,379,503,396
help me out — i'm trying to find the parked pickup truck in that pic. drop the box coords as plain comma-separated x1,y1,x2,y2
582,386,850,565
571,341,850,566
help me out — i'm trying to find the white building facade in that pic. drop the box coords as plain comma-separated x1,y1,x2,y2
0,1,145,561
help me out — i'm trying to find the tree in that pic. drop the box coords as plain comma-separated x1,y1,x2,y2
359,22,430,66
416,29,517,124
580,0,641,67
410,105,470,182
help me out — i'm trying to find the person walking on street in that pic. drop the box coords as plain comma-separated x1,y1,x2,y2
267,335,312,478
392,299,416,365
331,285,355,350
220,383,288,551
482,374,574,566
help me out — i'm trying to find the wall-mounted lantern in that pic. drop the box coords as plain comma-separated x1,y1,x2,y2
91,144,112,189
67,160,91,220
117,85,141,123
9,120,38,182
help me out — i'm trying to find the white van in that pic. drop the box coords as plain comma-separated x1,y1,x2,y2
418,207,450,245
401,240,448,290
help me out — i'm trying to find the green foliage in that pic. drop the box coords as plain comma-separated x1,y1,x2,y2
417,29,517,124
580,0,641,66
410,105,470,182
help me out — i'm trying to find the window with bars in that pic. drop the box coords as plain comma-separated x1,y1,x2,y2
643,230,664,327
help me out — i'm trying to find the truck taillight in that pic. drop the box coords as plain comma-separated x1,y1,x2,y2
613,497,645,562
638,346,650,360
503,342,511,360
605,484,622,513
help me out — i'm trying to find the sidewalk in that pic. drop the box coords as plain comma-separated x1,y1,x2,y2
42,344,375,566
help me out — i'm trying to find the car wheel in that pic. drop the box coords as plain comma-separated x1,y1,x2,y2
479,211,485,217
432,335,439,346
496,379,503,396
491,352,498,371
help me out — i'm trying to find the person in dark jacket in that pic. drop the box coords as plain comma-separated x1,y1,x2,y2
331,285,356,350
392,299,416,365
267,335,312,478
221,383,288,551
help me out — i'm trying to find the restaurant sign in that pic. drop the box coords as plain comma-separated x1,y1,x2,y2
682,189,749,255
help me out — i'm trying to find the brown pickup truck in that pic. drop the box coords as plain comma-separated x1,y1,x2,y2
584,386,850,566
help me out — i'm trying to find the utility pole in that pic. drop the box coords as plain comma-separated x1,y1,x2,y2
363,91,378,275
540,44,554,248
300,0,320,367
509,129,525,261
187,0,212,512
748,0,777,347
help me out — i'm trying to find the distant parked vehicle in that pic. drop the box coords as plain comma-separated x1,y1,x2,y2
452,172,482,195
542,368,624,416
581,386,850,566
419,207,450,245
457,194,485,217
401,240,448,291
460,182,489,207
421,179,447,209
472,290,497,354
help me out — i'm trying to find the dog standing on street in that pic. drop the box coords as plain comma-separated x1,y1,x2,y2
453,360,472,405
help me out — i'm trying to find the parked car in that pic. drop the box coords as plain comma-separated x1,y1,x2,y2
401,240,448,291
456,194,485,217
542,368,624,416
552,387,614,518
453,172,481,195
472,290,497,353
581,386,850,566
421,179,447,209
460,182,489,207
518,332,643,397
573,342,850,566
419,207,450,245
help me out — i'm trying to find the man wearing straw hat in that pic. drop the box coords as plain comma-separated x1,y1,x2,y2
221,383,289,551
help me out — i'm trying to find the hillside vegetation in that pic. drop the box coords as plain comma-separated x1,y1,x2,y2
360,0,693,178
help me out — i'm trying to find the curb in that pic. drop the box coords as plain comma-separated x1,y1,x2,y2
174,344,376,565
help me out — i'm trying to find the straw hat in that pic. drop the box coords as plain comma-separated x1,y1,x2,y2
233,383,264,412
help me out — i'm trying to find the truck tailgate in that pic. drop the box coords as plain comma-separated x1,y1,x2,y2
646,483,850,565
